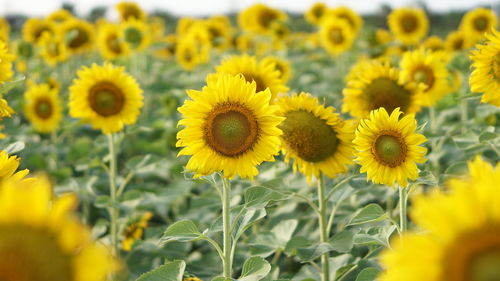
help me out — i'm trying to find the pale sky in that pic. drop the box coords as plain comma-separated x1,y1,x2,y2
0,0,497,17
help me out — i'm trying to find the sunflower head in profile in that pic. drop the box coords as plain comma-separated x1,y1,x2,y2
379,156,500,281
24,83,62,133
470,29,500,107
120,19,151,51
400,48,450,106
353,107,427,187
445,30,467,52
460,8,498,44
176,73,283,179
98,23,130,59
238,4,287,34
261,56,292,83
69,63,144,134
305,2,328,25
0,18,10,42
116,1,146,22
22,18,56,44
388,8,428,45
343,60,423,118
0,175,117,281
47,9,74,25
276,93,354,183
60,19,94,54
327,6,364,34
0,150,29,181
319,18,356,56
215,54,289,101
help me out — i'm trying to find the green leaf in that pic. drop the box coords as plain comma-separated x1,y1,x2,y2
284,236,312,257
233,208,267,240
0,77,25,95
244,186,290,209
4,141,25,154
296,242,333,262
271,219,298,248
329,231,354,253
136,260,186,281
444,162,468,176
160,220,202,244
355,267,381,281
239,256,271,281
347,204,387,226
479,131,498,142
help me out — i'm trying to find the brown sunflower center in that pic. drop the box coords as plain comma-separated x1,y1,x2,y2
400,14,418,33
364,77,412,113
0,226,72,281
473,16,489,32
413,66,435,89
106,34,122,54
258,10,278,28
88,82,125,117
313,6,324,18
443,227,500,281
453,37,464,51
241,73,266,93
279,110,339,163
34,98,53,119
372,131,407,167
204,103,259,157
67,27,89,49
274,63,284,79
34,26,52,42
329,27,344,44
124,27,143,47
123,7,141,20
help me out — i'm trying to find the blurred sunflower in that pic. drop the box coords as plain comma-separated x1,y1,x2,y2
176,17,198,35
120,19,151,51
388,8,428,45
39,33,68,66
422,36,445,52
182,24,211,63
470,29,500,107
47,9,73,24
24,83,62,133
22,18,56,44
305,2,329,25
60,18,94,54
155,34,177,59
261,56,292,83
177,73,283,179
98,23,130,59
175,38,202,71
276,93,354,182
0,150,28,181
0,176,116,281
0,18,10,42
400,48,450,106
460,8,497,44
202,18,232,52
445,30,467,52
0,40,14,84
215,54,289,101
343,60,423,118
353,107,427,187
148,16,165,40
327,6,363,34
319,18,355,56
375,28,393,45
69,63,144,134
122,212,153,251
379,156,500,281
116,1,146,22
238,4,287,34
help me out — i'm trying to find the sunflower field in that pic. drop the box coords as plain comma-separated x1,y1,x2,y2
1,1,500,281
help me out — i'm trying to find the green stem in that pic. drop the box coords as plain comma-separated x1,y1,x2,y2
398,186,408,234
429,107,437,134
107,133,119,257
221,177,232,279
317,173,330,281
460,98,468,134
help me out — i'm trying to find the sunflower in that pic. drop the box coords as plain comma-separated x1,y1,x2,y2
120,19,151,51
400,48,450,106
98,23,130,59
155,34,177,59
305,2,329,25
175,37,203,71
69,63,144,134
177,73,283,179
445,30,467,52
353,107,427,187
22,18,56,44
388,8,428,45
375,28,393,45
422,36,445,52
238,4,288,34
470,29,500,107
39,33,68,66
0,150,29,181
0,40,14,84
261,56,292,83
201,18,232,52
215,54,289,101
0,175,116,281
176,17,198,35
379,156,500,281
148,16,165,40
327,6,363,34
122,212,153,251
24,83,62,133
59,18,94,54
460,8,498,44
276,93,354,182
319,18,356,56
47,9,73,24
116,1,146,22
0,18,10,42
343,60,423,118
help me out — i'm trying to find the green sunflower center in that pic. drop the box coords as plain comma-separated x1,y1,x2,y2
413,66,435,89
124,27,143,47
241,73,266,93
35,98,53,119
364,77,412,114
400,14,418,33
0,226,72,281
67,27,89,49
372,132,407,167
88,82,125,117
279,110,339,163
329,27,344,44
17,42,33,59
204,103,259,157
473,16,489,32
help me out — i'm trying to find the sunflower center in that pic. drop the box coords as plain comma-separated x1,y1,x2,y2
241,73,266,93
473,16,489,32
443,227,500,281
124,27,143,47
453,37,464,50
107,34,122,54
123,7,141,20
17,42,33,59
34,27,52,42
34,98,53,119
258,10,277,28
329,27,344,44
372,131,407,167
88,82,125,117
67,27,89,49
313,6,324,18
279,110,339,163
413,66,435,89
0,226,72,281
400,15,418,33
364,77,412,113
491,53,500,82
204,103,259,157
